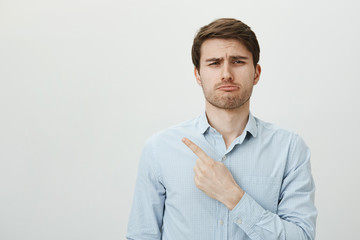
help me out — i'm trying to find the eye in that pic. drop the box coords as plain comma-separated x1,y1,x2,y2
234,60,244,64
209,62,220,66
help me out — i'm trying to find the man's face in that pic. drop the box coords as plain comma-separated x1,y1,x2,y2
195,38,261,110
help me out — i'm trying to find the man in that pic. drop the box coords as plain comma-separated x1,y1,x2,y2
127,18,317,239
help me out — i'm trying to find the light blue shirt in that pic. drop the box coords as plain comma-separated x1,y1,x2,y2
127,112,317,240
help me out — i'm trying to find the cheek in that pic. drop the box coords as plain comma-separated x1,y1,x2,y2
200,69,219,83
236,66,254,76
235,69,256,84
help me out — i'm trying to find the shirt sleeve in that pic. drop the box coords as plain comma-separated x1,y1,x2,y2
126,138,165,240
229,134,317,240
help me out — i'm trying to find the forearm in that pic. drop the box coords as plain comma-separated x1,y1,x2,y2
229,193,315,240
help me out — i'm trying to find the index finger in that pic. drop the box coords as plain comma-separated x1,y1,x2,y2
182,137,209,161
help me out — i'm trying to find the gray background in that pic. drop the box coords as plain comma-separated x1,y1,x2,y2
1,0,359,239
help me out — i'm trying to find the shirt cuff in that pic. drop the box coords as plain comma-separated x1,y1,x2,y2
229,192,266,234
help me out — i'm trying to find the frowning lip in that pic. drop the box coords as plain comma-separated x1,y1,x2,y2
217,85,240,91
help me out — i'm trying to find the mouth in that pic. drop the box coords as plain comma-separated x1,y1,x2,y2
217,85,240,91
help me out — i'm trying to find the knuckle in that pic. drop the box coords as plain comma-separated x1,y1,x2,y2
193,145,200,153
208,161,216,168
194,176,201,186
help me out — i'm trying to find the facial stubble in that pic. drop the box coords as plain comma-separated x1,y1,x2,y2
200,83,253,110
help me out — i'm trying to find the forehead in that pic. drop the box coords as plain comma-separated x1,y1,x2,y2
200,38,252,60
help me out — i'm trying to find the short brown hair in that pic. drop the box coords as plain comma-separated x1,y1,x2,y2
191,18,260,71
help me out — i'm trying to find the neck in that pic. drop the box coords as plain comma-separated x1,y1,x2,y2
205,101,250,149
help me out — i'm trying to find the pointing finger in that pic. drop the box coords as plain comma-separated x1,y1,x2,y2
182,137,210,161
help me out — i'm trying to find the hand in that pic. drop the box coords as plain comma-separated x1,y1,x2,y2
182,137,244,210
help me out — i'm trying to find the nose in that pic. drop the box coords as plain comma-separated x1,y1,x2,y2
221,62,233,81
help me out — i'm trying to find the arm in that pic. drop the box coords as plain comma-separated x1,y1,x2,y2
229,135,316,239
126,139,165,240
183,135,317,240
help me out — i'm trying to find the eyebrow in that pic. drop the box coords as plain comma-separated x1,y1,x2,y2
205,55,249,62
231,55,249,60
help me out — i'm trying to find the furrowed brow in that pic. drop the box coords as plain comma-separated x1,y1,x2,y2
205,58,222,62
230,55,249,60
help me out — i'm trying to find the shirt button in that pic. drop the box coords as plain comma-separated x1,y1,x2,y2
219,220,224,225
236,219,242,224
222,155,226,161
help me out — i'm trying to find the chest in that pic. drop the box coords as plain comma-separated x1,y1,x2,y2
157,137,287,213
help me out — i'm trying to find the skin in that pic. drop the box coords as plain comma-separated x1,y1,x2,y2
183,38,261,210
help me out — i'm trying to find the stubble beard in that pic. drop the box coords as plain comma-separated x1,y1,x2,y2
201,85,253,110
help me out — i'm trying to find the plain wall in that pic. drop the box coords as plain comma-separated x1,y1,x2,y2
1,0,359,239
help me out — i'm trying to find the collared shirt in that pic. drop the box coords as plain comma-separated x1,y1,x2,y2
127,112,317,240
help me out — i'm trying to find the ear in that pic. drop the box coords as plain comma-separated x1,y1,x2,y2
253,64,261,85
194,67,202,86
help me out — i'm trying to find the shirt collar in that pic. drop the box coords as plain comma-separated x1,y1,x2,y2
198,111,211,134
198,111,258,138
246,112,258,137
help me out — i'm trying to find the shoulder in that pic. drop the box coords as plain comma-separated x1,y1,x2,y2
254,116,304,142
254,116,310,166
253,116,310,156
